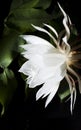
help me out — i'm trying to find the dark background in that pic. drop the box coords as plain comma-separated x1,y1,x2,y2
0,0,81,130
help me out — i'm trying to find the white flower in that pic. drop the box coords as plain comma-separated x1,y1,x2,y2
19,3,81,113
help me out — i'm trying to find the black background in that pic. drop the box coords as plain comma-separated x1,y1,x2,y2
0,0,81,130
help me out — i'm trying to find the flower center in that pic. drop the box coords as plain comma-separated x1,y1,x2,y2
59,48,73,66
66,53,73,66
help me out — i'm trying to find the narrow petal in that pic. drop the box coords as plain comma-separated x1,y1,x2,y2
29,62,66,88
43,23,58,38
67,66,81,93
36,78,60,102
62,37,70,54
73,88,77,109
21,45,56,59
58,2,67,18
65,74,74,114
19,60,37,85
29,67,57,88
31,24,58,46
20,35,54,46
45,89,58,107
20,35,56,58
19,61,31,75
58,3,71,53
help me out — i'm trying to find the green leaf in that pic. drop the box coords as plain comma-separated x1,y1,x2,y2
35,0,52,9
10,0,52,11
10,0,39,11
6,8,52,33
0,29,19,68
71,25,78,36
0,68,17,115
58,89,70,101
58,79,70,101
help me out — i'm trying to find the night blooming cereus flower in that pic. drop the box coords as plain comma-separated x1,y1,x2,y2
19,3,81,113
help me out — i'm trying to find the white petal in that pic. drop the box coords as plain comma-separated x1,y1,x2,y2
43,23,58,38
45,90,58,107
22,50,67,71
20,35,54,47
58,2,67,18
29,67,56,88
29,52,66,69
21,45,56,59
31,24,58,46
58,3,71,53
19,61,31,75
65,74,73,113
43,53,66,66
36,78,60,107
62,37,70,54
20,35,56,58
63,17,70,41
19,60,37,79
67,66,81,93
29,62,66,88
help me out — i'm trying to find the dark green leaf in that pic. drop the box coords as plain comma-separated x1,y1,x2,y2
35,0,52,9
0,29,19,68
71,25,78,36
10,0,52,11
10,0,39,11
6,8,52,33
58,79,70,101
0,68,17,115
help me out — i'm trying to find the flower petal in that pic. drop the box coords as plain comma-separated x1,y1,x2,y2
19,60,37,79
29,62,66,88
20,35,56,58
20,35,53,46
36,78,60,107
58,3,71,53
43,53,66,66
19,61,30,75
65,74,75,114
43,23,58,38
67,66,81,93
45,89,58,107
31,24,58,46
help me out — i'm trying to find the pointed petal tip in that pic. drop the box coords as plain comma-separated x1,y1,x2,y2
19,34,24,39
57,2,66,17
57,2,60,7
45,103,48,108
18,69,21,73
18,66,24,73
31,24,37,29
43,23,58,37
19,35,27,42
36,91,42,101
31,23,34,27
45,98,50,108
